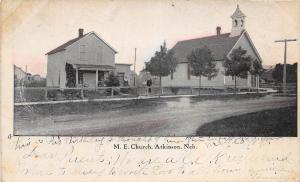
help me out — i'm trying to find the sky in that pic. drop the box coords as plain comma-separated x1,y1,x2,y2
2,0,299,77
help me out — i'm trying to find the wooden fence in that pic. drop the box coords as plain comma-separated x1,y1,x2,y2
14,86,268,103
260,83,297,93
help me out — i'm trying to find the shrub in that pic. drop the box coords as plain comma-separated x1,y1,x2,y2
105,73,120,87
170,87,179,95
24,79,46,87
65,63,76,87
63,89,81,99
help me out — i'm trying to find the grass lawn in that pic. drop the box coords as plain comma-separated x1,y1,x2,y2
196,106,297,137
14,94,267,118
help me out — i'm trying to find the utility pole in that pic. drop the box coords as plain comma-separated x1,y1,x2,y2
133,48,137,86
274,38,297,93
23,64,28,87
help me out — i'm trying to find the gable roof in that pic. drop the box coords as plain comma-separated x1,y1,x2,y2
46,33,89,55
226,30,263,63
172,33,241,62
14,64,26,74
243,31,263,62
45,32,118,55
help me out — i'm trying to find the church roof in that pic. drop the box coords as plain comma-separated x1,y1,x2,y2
231,5,246,18
172,33,241,63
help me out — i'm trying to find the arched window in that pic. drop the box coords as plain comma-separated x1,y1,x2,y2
187,64,191,80
241,20,244,27
234,20,238,27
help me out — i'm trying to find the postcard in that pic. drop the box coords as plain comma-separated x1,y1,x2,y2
1,0,299,181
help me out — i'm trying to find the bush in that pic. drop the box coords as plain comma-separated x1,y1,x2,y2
105,73,120,87
63,89,81,99
170,87,179,95
120,88,130,94
24,79,46,87
65,63,76,87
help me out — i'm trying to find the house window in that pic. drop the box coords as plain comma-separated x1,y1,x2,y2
80,45,87,61
187,64,191,80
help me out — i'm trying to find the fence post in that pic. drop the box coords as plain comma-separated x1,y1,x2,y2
111,87,114,96
191,87,193,95
19,87,23,101
44,88,48,101
80,88,84,99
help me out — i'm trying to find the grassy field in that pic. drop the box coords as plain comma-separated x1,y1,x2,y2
196,106,297,137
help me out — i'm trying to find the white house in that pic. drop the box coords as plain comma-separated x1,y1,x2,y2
162,5,262,88
14,65,26,80
46,29,131,88
115,63,133,86
32,74,43,81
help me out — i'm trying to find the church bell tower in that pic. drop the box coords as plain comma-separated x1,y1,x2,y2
230,5,246,37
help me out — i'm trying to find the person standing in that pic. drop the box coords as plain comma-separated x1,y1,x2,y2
146,78,152,95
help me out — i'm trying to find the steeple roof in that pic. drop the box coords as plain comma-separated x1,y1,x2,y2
231,4,246,18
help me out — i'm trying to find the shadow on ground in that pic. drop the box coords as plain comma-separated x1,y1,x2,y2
196,106,297,137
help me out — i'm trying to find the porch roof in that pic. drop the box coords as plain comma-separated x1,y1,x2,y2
73,64,115,71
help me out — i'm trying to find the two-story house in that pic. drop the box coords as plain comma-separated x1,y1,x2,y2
46,29,131,88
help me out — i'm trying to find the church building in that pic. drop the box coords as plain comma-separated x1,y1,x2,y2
161,5,262,88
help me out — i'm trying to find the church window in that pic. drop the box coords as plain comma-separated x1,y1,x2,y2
241,20,244,27
187,64,191,80
234,20,238,27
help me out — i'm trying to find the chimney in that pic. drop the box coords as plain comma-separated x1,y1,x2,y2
78,28,84,37
216,26,221,36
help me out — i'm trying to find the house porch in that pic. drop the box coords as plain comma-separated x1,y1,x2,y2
73,64,115,88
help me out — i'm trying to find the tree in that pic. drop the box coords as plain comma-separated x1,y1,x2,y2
250,59,263,91
272,64,283,83
272,63,297,84
223,46,252,93
145,41,177,95
65,63,76,87
187,47,218,95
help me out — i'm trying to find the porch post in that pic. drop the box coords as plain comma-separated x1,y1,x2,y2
223,76,226,91
257,75,260,89
76,68,79,88
96,69,98,88
247,73,251,88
